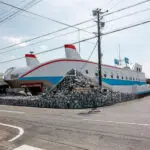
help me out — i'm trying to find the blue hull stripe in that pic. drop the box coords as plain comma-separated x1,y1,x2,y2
102,78,146,86
19,76,63,84
19,76,146,86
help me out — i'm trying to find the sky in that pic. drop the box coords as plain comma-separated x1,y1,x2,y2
0,0,150,77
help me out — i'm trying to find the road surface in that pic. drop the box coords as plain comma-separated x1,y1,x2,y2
1,96,150,150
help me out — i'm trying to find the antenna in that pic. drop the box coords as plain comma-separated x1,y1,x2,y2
118,44,121,65
78,29,81,54
30,51,34,54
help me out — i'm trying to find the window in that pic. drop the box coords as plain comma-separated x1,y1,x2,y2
111,75,113,78
85,70,88,74
104,74,107,78
95,72,98,76
122,76,124,80
117,75,119,79
139,68,141,72
130,77,132,80
126,76,128,80
133,77,135,80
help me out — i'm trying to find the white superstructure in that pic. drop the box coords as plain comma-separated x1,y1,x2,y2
4,44,150,95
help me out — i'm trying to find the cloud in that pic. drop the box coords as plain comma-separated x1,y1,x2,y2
49,0,84,7
39,45,48,50
2,36,27,47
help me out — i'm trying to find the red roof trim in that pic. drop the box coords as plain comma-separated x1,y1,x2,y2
64,44,76,50
25,54,36,58
21,59,121,78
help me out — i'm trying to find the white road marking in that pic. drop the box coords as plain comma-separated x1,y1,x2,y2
14,145,45,150
0,122,24,142
0,110,24,114
83,119,150,127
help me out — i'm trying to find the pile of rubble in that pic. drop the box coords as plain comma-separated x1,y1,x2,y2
40,69,135,108
0,69,136,109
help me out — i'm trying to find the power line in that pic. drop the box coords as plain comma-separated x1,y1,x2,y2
0,0,43,25
109,0,124,10
104,0,150,17
103,19,150,36
1,18,150,64
0,19,93,52
0,0,93,35
81,41,98,70
0,24,96,55
0,36,97,64
0,0,149,53
0,0,149,56
0,1,25,19
106,7,150,23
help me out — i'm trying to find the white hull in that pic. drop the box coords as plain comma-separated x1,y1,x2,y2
3,44,150,95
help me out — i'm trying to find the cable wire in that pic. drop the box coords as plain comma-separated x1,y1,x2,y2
103,19,150,36
0,19,93,52
81,41,98,70
0,0,149,52
0,0,93,35
106,7,150,23
2,6,150,55
0,24,96,55
104,0,150,17
0,1,25,19
109,0,125,10
1,18,150,64
0,0,43,25
0,0,150,62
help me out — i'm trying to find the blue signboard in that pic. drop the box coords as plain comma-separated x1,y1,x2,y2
114,59,119,65
124,57,129,64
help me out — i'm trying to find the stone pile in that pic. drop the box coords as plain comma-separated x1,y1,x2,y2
40,69,135,108
0,69,136,109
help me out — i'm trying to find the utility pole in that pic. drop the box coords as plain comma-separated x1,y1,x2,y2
93,9,106,87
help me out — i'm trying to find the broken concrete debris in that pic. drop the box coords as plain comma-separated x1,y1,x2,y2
0,69,135,109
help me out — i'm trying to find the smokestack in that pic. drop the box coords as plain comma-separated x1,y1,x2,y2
64,44,81,60
25,53,40,67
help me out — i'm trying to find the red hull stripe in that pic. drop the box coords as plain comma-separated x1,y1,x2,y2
64,44,76,50
21,59,121,78
25,54,36,58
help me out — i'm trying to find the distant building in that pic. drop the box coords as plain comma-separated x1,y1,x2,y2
0,73,4,81
0,73,9,94
146,79,150,85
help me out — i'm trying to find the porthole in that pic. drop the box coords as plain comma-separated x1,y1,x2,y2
95,72,98,76
85,70,88,74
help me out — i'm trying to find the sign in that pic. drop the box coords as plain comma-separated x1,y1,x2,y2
114,59,119,65
124,57,129,64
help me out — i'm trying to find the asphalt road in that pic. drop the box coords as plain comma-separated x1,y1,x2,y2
1,96,150,150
